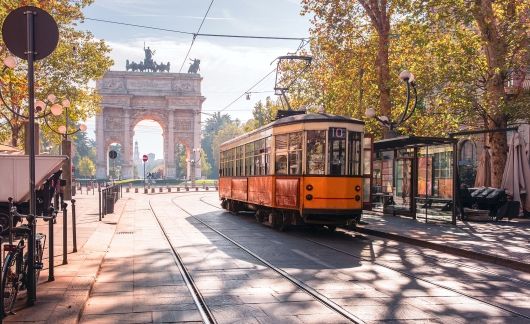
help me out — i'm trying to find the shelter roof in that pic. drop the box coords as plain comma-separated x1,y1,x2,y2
374,136,457,151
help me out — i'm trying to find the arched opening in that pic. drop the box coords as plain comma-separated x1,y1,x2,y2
133,120,164,180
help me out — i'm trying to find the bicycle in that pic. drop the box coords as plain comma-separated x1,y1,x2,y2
1,198,55,315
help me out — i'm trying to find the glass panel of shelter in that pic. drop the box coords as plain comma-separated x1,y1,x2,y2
416,144,454,221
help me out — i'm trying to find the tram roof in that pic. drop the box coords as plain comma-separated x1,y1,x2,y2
221,113,364,147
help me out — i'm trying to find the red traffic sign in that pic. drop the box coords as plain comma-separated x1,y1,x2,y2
142,154,148,162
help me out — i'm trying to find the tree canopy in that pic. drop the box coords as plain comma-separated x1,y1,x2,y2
0,0,113,148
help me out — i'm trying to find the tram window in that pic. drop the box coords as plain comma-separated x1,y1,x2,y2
329,128,346,175
275,134,289,175
235,146,243,176
245,143,253,176
265,137,272,174
306,130,326,175
276,154,288,175
276,134,288,150
288,132,302,175
348,131,362,175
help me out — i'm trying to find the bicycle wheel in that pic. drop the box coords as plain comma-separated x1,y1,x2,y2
35,233,46,281
2,250,21,315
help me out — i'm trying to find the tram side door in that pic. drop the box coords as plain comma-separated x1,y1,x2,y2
362,135,373,210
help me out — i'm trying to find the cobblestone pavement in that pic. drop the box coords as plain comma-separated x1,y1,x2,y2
7,191,530,323
358,211,530,271
188,192,530,323
6,192,128,323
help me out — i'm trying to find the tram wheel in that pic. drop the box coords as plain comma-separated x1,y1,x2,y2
255,210,264,223
325,225,337,232
278,212,289,232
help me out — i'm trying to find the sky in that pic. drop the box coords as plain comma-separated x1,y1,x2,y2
78,0,311,158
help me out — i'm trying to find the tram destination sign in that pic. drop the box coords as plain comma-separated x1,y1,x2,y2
329,127,346,139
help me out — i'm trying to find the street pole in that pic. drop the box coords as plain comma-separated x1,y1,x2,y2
143,161,146,191
26,9,37,306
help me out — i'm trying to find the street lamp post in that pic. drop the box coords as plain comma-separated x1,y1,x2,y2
365,70,418,138
43,100,87,201
186,148,201,188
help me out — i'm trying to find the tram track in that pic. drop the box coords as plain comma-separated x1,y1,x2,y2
147,199,216,324
199,195,528,284
196,194,530,321
167,196,366,323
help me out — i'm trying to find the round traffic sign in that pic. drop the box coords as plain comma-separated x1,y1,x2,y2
109,150,118,159
142,154,148,162
2,6,59,61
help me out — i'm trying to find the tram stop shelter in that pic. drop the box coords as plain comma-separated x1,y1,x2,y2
371,136,458,225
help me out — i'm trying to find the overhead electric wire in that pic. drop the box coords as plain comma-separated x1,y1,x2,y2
84,17,308,41
179,0,215,72
217,38,310,114
218,68,277,113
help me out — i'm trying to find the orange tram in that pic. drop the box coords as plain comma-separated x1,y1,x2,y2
219,113,367,230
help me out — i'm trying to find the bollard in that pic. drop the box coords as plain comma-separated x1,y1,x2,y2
126,187,130,193
71,199,77,253
206,186,209,191
135,187,138,193
151,187,155,193
144,188,148,194
62,202,68,265
48,207,55,281
159,187,163,193
185,187,189,191
98,186,102,221
177,187,180,192
102,188,106,218
195,187,199,191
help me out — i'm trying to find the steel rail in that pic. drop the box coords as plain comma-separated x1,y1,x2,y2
198,196,529,285
303,237,530,320
147,200,216,324
170,197,365,324
197,195,530,320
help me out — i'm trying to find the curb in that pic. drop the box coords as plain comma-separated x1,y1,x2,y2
356,226,530,274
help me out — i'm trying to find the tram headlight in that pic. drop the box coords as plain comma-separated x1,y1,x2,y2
306,194,313,201
355,185,361,192
306,184,313,191
355,195,361,201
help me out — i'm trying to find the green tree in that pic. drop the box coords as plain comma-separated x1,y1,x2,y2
200,149,212,178
420,0,530,186
78,156,95,178
201,112,235,178
212,122,244,175
0,1,113,148
243,96,282,132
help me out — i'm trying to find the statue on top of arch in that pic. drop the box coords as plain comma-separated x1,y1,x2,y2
125,44,171,73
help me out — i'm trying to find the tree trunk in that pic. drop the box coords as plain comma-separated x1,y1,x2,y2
486,76,508,187
10,124,20,148
377,34,392,138
471,0,509,187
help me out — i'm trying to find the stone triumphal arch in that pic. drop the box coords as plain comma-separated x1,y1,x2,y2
95,71,204,179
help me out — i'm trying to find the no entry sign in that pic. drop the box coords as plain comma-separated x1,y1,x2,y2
142,154,148,162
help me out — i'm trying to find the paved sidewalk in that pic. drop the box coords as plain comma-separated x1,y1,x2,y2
5,192,128,323
358,211,530,272
79,196,201,323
